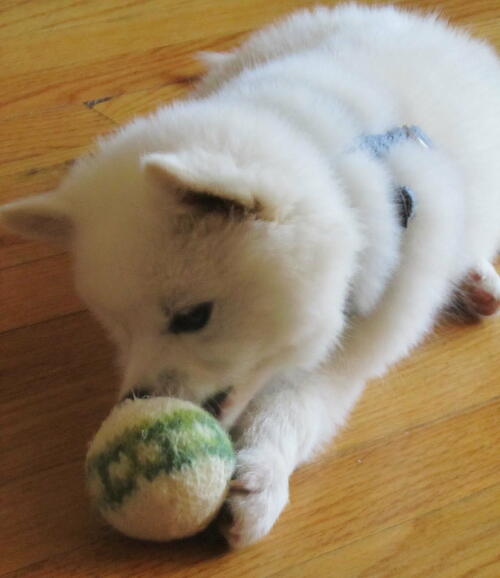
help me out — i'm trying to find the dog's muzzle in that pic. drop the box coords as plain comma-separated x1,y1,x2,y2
121,386,232,420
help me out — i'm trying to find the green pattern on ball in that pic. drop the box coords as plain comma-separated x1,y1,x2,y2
86,408,234,511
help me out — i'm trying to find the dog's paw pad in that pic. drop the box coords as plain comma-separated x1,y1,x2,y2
467,286,499,316
446,262,500,323
464,265,500,317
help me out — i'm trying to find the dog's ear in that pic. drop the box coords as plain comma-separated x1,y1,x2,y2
0,193,73,245
142,152,273,220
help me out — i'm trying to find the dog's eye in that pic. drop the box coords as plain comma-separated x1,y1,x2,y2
169,302,213,334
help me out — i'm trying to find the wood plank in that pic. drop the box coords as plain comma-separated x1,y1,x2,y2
94,83,192,124
0,370,114,486
0,0,312,77
1,0,498,120
0,253,83,333
0,312,111,394
272,483,500,578
336,320,500,454
0,106,113,178
1,399,497,577
0,312,116,485
0,163,71,207
0,234,64,272
1,0,497,79
0,37,228,119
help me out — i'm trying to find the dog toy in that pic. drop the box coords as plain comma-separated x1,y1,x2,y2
85,396,235,541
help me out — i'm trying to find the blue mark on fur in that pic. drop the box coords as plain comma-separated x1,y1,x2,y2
357,125,433,159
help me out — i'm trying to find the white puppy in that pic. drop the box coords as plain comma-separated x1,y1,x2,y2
2,4,500,548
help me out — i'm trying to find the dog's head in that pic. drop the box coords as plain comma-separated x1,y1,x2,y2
0,101,360,426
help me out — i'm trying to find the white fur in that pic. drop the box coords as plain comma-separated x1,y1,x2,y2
1,4,499,548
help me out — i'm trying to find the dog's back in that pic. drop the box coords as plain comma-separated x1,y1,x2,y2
200,4,500,265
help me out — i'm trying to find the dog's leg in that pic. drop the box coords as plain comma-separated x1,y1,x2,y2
220,371,364,548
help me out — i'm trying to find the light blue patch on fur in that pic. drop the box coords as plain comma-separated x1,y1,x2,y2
357,125,433,159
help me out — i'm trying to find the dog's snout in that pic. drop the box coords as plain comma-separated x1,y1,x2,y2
120,369,233,418
157,369,182,394
120,368,187,403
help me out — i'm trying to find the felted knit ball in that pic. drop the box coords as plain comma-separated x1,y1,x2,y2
85,397,235,541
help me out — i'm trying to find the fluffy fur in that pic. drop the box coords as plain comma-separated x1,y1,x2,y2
2,4,500,548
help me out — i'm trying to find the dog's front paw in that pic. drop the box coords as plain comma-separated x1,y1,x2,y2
220,448,289,549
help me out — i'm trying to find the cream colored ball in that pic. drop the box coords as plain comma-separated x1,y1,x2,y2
86,397,235,541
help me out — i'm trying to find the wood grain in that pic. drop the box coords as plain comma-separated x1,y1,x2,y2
0,253,83,333
0,106,113,178
0,1,499,577
94,83,192,124
273,483,500,578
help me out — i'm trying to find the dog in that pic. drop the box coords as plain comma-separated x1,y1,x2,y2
2,3,500,548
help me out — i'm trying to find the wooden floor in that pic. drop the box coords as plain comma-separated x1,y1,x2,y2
1,1,499,576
